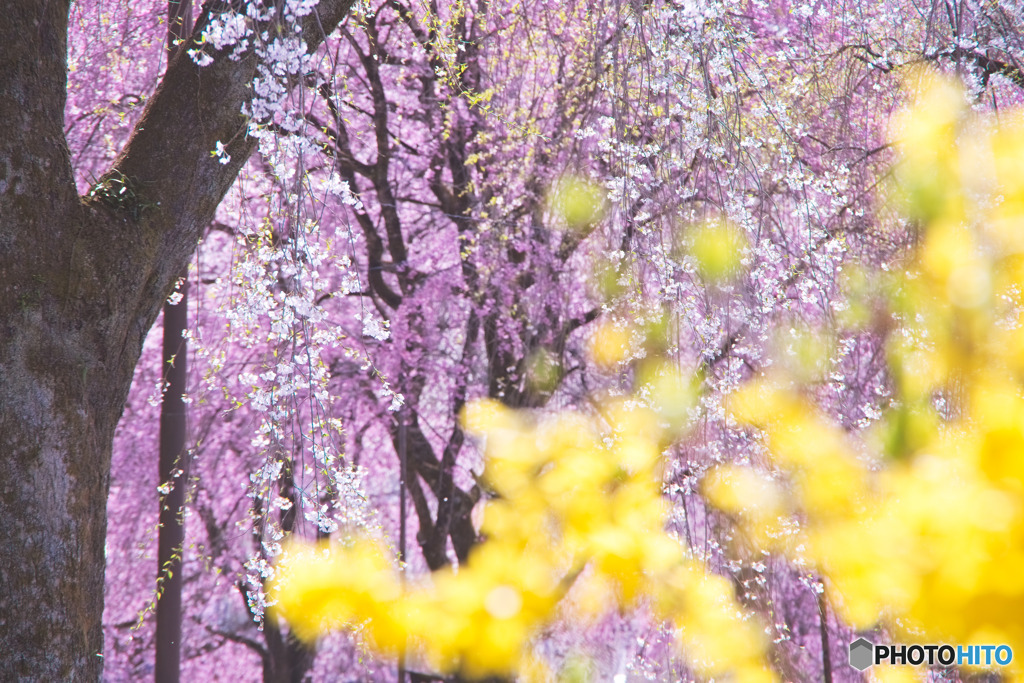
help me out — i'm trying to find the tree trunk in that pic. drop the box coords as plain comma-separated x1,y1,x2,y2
0,1,354,679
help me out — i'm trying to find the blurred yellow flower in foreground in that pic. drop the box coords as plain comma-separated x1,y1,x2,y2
273,382,772,680
551,175,606,231
688,219,748,282
708,73,1024,678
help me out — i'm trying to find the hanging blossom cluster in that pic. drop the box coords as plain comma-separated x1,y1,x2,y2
184,0,395,624
207,190,399,620
188,0,318,67
576,0,857,401
189,0,321,141
241,461,375,623
207,213,378,622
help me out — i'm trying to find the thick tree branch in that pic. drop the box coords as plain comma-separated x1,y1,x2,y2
109,0,357,305
0,0,79,301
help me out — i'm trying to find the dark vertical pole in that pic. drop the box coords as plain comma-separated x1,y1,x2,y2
818,582,833,683
397,409,408,683
398,410,408,565
155,3,192,682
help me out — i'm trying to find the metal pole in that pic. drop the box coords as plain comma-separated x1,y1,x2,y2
397,409,408,683
155,4,192,681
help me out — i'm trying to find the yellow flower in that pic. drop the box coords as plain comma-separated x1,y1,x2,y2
688,219,748,282
551,176,606,231
589,320,634,367
270,539,401,643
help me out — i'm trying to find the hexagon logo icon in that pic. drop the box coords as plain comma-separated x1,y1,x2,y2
849,637,874,671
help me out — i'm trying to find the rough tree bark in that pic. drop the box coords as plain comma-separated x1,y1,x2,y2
0,1,354,679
